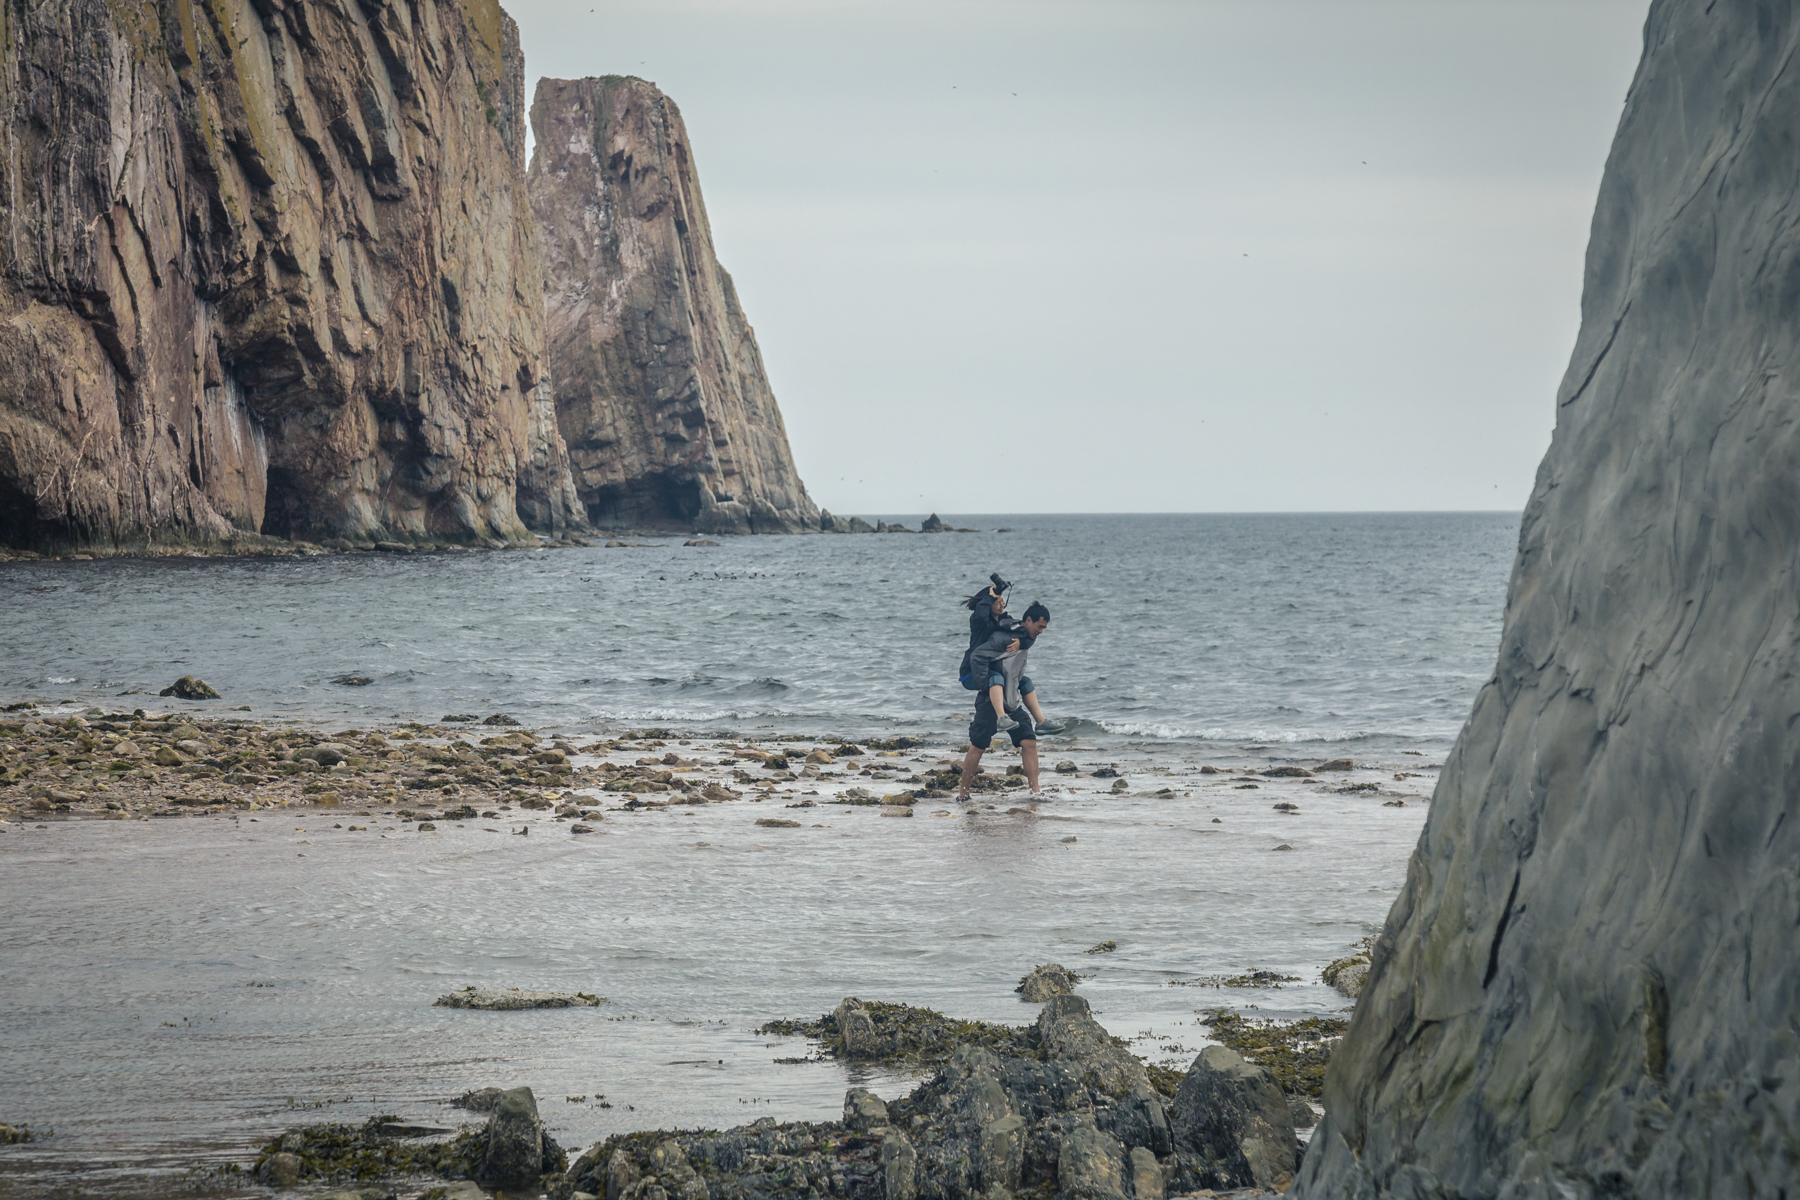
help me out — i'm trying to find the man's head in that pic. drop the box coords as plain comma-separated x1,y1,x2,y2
1021,601,1050,637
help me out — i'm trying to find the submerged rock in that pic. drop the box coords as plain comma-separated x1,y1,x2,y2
435,987,604,1010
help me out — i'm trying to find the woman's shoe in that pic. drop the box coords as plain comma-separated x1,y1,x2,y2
995,713,1020,733
1034,718,1066,734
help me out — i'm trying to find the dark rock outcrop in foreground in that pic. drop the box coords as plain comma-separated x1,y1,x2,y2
1296,2,1800,1196
529,76,820,535
0,0,583,551
571,996,1298,1200
255,997,1302,1198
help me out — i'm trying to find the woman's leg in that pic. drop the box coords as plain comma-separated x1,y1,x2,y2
1018,675,1047,724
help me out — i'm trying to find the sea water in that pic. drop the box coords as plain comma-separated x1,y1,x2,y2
0,513,1518,1196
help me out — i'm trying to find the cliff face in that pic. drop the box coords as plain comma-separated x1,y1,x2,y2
0,0,582,548
1296,2,1800,1196
528,75,819,535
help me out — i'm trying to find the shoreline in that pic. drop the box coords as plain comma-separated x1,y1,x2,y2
0,703,1439,827
0,515,993,565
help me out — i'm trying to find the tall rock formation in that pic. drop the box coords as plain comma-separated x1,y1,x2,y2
0,0,582,549
1296,2,1800,1196
528,75,820,534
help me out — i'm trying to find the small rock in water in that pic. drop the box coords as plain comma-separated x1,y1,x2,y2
1085,940,1118,954
482,713,521,726
570,824,597,834
442,713,479,722
1110,778,1129,792
434,986,605,1010
1015,962,1082,1002
1271,843,1294,851
684,538,721,547
329,675,373,687
417,822,437,832
755,818,802,828
158,675,220,699
1316,758,1355,771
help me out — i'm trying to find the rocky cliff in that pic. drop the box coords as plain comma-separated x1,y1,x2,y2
0,0,582,549
528,75,819,534
1295,2,1800,1196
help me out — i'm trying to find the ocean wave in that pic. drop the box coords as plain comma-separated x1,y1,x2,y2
1092,719,1450,746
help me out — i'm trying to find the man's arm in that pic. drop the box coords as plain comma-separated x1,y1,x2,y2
969,630,1021,680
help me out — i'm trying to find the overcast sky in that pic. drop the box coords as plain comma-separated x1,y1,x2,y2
508,0,1650,516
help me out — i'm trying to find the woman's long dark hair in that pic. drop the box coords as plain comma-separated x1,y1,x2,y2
965,581,1008,611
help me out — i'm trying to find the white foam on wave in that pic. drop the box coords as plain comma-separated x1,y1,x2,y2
1095,719,1445,746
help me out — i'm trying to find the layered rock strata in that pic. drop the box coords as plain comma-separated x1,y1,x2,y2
0,0,582,549
529,75,820,534
1296,2,1800,1195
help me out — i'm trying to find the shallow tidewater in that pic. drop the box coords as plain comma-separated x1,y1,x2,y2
0,733,1429,1196
0,513,1510,1195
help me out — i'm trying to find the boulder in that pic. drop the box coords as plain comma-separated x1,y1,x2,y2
844,1087,890,1130
881,1128,917,1200
1167,1046,1298,1193
1016,963,1082,1002
455,1087,506,1112
1035,995,1151,1099
1056,1124,1127,1200
159,676,219,700
833,999,884,1058
260,1151,301,1186
293,745,348,767
474,1086,565,1186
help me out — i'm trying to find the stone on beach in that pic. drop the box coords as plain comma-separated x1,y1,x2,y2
434,986,604,1010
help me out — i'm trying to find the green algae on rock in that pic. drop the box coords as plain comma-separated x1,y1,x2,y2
1198,1010,1347,1100
756,998,1033,1067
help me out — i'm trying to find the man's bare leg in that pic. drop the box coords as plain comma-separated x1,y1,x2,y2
1021,741,1042,795
958,744,984,799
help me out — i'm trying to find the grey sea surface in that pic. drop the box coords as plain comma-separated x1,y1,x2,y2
0,513,1517,1195
1,513,1517,760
